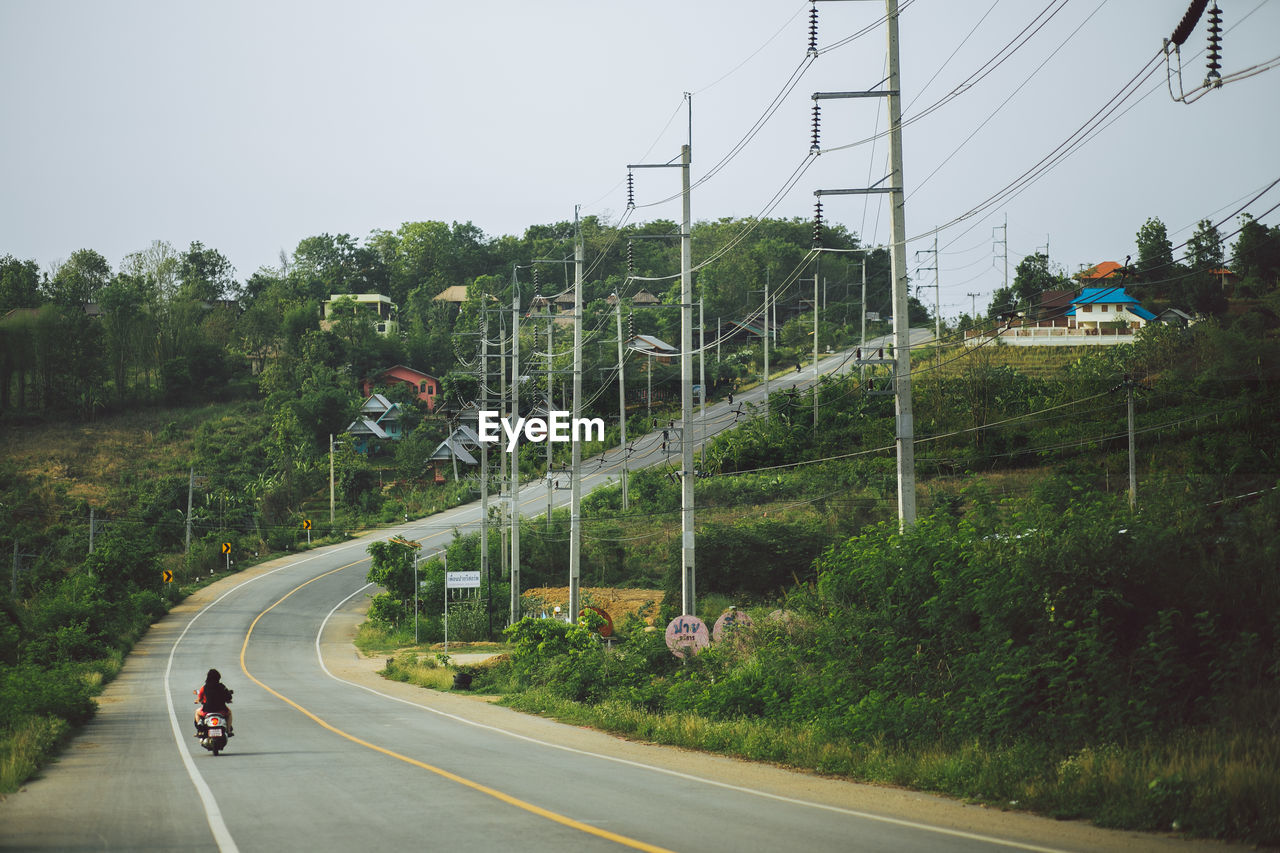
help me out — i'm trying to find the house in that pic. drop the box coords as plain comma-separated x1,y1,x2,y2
429,423,482,482
321,293,398,336
721,318,766,342
1076,261,1126,282
628,334,678,364
360,365,439,411
966,285,1159,347
1155,307,1195,327
432,285,470,304
606,290,660,307
345,394,402,451
1064,287,1157,332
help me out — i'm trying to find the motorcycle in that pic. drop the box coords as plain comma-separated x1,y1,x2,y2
193,691,233,755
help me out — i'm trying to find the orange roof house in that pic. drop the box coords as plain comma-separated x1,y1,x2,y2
360,365,440,411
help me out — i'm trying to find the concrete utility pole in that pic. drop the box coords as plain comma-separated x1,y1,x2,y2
509,270,521,622
1126,375,1138,511
328,436,336,525
812,0,916,528
499,323,508,584
860,256,868,384
615,294,629,510
479,310,489,603
679,141,695,616
627,109,696,615
762,274,771,416
568,209,585,622
699,297,707,452
813,272,820,432
886,0,917,528
546,315,554,528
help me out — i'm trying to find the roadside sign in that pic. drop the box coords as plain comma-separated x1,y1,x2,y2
220,542,231,555
162,570,174,584
302,519,312,530
445,571,481,589
713,608,752,642
664,615,709,659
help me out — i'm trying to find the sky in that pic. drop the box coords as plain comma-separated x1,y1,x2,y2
2,0,1278,318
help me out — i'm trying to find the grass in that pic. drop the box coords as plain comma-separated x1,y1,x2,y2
380,650,468,691
500,688,1280,846
0,716,71,793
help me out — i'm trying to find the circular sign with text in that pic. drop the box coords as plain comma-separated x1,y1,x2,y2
713,608,753,642
664,615,710,659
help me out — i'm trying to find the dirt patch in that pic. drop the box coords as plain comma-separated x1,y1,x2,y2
521,586,662,624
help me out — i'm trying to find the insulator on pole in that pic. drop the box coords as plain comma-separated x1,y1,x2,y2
1205,3,1223,86
627,241,634,276
1170,0,1208,46
810,102,821,153
533,265,540,297
812,199,823,248
807,3,819,56
626,170,635,209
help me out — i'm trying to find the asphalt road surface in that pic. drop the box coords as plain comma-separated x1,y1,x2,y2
1,332,1221,851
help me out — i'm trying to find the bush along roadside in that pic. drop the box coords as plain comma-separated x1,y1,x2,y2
449,479,1280,846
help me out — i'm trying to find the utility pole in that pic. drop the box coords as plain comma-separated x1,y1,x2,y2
812,271,820,433
568,208,585,622
699,297,707,453
762,273,770,416
479,309,489,616
968,292,981,318
627,105,696,615
1126,374,1138,512
329,435,336,525
993,215,1008,296
186,467,194,552
616,294,629,510
915,235,940,367
499,322,508,584
860,256,868,384
546,314,554,529
886,0,918,528
679,140,695,616
812,0,916,528
509,269,521,623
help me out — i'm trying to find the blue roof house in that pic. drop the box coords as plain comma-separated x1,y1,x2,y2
1065,287,1156,334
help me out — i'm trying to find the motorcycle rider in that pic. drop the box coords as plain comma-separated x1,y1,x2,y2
194,668,233,737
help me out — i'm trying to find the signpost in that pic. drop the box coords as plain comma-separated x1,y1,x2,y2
303,518,312,545
713,608,752,642
664,615,709,659
443,568,478,652
220,542,231,574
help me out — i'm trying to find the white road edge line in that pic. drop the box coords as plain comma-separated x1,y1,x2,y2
316,583,1074,853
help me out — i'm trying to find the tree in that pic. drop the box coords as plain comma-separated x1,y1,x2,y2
178,242,238,302
1232,214,1280,293
46,249,111,307
0,255,42,314
989,253,1069,318
1183,219,1228,316
1135,217,1176,284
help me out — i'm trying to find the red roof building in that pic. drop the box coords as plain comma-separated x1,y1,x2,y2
360,365,440,411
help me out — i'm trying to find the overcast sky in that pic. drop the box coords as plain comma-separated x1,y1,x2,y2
3,1,1277,316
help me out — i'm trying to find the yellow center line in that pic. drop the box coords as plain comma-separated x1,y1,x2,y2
238,561,674,853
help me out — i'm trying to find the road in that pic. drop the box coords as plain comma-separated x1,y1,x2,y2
1,331,1219,851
